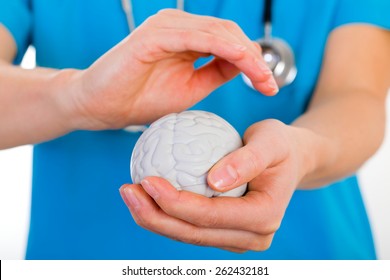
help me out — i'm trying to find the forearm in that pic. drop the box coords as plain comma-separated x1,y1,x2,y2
292,89,386,189
0,62,80,149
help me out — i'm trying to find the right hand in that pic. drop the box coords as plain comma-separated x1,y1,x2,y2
62,9,278,130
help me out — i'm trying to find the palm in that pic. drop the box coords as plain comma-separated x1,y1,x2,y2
247,158,298,218
135,56,204,115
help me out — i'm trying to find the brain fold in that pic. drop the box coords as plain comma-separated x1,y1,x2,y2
131,110,247,197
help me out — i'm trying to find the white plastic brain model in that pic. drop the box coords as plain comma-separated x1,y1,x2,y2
130,110,247,197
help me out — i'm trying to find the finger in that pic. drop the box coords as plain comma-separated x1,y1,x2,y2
207,145,268,192
238,56,278,95
154,10,261,60
251,79,279,96
134,28,247,63
159,29,278,92
192,24,278,96
139,29,277,94
152,10,278,94
119,183,273,251
207,121,289,192
143,10,278,95
138,178,281,234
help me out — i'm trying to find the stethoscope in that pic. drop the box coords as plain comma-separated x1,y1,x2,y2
242,0,297,88
121,0,297,90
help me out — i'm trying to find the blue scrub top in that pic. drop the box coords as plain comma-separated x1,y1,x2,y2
1,0,389,260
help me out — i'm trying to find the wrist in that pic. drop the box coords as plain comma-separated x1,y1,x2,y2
50,68,91,131
288,125,338,189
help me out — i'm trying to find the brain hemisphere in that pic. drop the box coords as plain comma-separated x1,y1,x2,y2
131,111,247,197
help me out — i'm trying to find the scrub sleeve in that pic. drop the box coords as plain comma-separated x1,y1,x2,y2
332,0,390,30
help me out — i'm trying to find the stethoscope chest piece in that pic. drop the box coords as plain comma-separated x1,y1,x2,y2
242,0,297,91
259,37,297,87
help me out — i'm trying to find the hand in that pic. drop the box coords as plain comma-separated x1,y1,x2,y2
61,9,278,130
120,120,314,252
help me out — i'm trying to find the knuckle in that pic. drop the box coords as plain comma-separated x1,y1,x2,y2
201,209,220,228
148,9,179,26
253,42,262,53
174,30,194,51
144,14,160,26
242,123,261,143
156,8,177,16
133,215,146,228
207,20,226,32
192,212,215,228
265,221,281,234
249,235,274,251
248,205,282,235
251,241,271,252
252,213,282,235
182,230,205,246
134,210,156,230
244,145,263,173
177,29,191,42
166,192,185,215
222,19,240,31
136,216,150,229
264,118,287,130
203,34,219,48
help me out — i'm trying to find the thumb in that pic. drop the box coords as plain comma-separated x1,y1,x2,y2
207,120,290,192
192,58,240,95
207,145,268,192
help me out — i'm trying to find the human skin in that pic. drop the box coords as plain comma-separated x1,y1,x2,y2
119,24,390,252
1,10,390,253
0,10,277,149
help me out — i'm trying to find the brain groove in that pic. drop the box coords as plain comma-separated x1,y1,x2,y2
131,111,247,197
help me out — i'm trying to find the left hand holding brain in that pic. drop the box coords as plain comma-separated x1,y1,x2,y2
120,119,315,252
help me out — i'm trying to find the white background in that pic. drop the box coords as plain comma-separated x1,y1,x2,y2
2,260,390,280
0,48,389,260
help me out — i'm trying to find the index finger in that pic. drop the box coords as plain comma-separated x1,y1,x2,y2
140,176,281,234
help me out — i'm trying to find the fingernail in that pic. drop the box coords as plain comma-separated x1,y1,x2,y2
141,179,159,199
124,188,141,210
257,60,273,76
209,165,238,190
268,78,279,93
